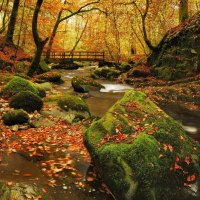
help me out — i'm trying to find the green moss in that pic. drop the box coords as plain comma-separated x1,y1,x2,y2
39,60,51,72
36,71,61,82
58,94,90,114
3,109,29,125
84,90,200,200
71,76,104,93
118,62,132,72
10,91,43,113
1,76,39,97
93,67,121,79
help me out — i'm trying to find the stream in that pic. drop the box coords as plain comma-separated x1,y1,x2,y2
57,66,200,142
0,66,199,199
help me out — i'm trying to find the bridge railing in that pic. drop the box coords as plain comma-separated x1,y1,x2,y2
43,51,105,62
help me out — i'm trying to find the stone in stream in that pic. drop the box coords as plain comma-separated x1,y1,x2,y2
71,76,105,93
36,71,62,83
58,94,91,124
84,90,200,200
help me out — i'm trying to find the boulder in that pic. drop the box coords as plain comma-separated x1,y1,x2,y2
58,94,90,123
3,109,29,125
84,90,200,200
91,67,121,79
127,65,151,78
0,182,53,200
36,71,61,82
10,91,43,113
34,82,53,98
71,76,104,93
148,13,200,80
118,62,132,73
1,76,39,97
39,60,51,73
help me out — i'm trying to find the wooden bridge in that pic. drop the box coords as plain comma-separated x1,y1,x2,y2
45,51,105,63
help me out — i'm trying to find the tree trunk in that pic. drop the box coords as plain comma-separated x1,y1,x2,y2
27,45,44,76
179,0,189,23
5,0,20,44
27,0,48,77
45,11,62,61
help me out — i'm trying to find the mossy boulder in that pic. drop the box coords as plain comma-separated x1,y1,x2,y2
3,109,29,125
91,67,121,79
148,13,200,80
127,65,151,78
118,62,132,72
84,90,200,200
58,94,90,123
36,71,61,82
10,91,43,113
39,60,51,73
1,76,39,97
71,76,104,93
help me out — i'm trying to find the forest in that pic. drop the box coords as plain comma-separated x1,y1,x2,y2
0,0,200,199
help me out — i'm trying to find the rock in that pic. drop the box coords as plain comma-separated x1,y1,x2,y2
84,90,200,200
3,109,29,125
51,62,80,70
127,65,151,78
39,60,51,73
148,13,200,80
0,182,53,200
58,94,90,123
1,76,39,97
91,67,121,80
11,125,19,132
118,62,132,72
71,76,104,93
34,82,53,98
36,71,61,82
10,91,43,113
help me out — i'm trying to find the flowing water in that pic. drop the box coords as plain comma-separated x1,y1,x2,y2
0,66,199,199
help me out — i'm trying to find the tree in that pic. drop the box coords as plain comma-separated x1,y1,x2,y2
0,0,10,34
5,0,20,44
27,0,49,77
45,0,101,61
179,0,189,23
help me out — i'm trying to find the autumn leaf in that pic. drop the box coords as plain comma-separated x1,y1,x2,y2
23,173,32,177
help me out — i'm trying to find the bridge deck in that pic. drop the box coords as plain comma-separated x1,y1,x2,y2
45,51,105,63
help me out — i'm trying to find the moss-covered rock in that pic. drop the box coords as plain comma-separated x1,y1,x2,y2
3,109,29,125
91,67,121,80
118,62,132,72
36,71,61,82
84,90,200,200
39,60,51,73
71,76,104,93
58,94,90,123
148,13,200,80
1,76,39,97
10,91,43,113
34,82,52,98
